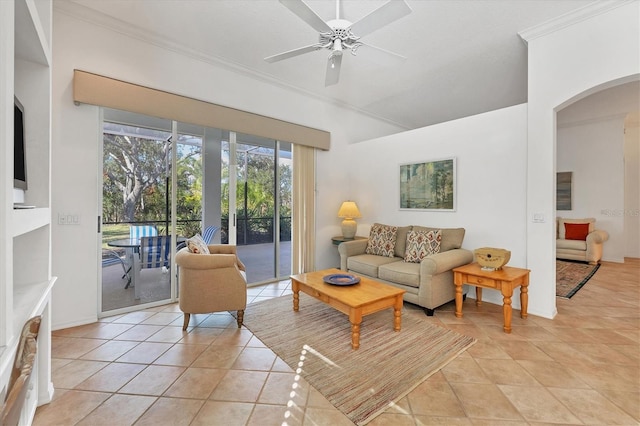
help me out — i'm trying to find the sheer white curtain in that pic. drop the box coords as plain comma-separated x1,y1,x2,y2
292,144,316,273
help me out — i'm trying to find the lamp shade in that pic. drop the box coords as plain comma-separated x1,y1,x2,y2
337,201,362,219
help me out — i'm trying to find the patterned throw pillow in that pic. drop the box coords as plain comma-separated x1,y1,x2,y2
365,223,398,258
187,234,210,254
404,230,441,263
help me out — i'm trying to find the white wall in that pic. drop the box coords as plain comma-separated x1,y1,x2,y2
51,8,404,329
557,116,626,262
338,104,529,311
525,1,640,319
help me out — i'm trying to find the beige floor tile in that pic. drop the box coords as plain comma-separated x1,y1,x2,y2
115,341,172,364
33,390,110,426
152,343,208,366
231,347,278,371
258,372,309,406
247,404,301,426
51,357,74,372
112,311,158,324
515,359,591,388
549,387,638,425
494,340,554,361
302,407,354,426
51,336,108,359
178,326,224,345
407,378,466,417
79,340,139,362
112,324,165,341
144,325,189,343
196,312,238,328
475,358,540,386
164,367,227,399
75,394,157,426
498,384,581,424
210,370,269,403
441,357,492,384
191,345,243,368
75,362,146,392
211,327,254,346
118,364,185,396
134,397,204,426
140,312,183,326
596,388,640,422
407,415,473,425
51,359,110,389
83,323,135,339
191,401,254,426
449,383,523,421
465,340,511,359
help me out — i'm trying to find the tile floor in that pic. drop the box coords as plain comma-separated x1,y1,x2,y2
35,259,639,425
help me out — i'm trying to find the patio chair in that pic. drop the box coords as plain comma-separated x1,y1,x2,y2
175,245,247,330
139,236,172,271
102,248,131,287
130,225,158,240
202,226,220,244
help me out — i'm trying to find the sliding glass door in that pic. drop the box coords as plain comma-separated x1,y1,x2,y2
99,110,292,316
222,134,292,284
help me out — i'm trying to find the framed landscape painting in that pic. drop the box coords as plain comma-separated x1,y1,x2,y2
400,157,456,211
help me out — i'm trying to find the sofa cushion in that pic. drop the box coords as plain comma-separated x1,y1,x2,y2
379,261,421,288
395,226,412,258
347,254,402,278
404,230,441,263
558,218,595,239
564,223,589,240
365,223,398,258
556,239,587,251
413,226,465,252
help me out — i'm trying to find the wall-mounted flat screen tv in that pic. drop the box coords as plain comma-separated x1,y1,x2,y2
14,96,27,190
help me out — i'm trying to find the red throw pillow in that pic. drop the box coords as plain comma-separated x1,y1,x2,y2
564,223,589,240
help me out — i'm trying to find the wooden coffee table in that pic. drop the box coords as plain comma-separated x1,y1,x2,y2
290,268,405,349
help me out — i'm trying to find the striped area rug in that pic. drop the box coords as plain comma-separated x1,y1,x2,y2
243,294,476,425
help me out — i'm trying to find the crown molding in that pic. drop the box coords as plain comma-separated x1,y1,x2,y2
518,0,636,44
53,1,411,132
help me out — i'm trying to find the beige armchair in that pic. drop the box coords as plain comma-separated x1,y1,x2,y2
175,245,247,331
556,217,609,264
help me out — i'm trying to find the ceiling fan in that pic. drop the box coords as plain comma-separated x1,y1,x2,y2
265,0,412,86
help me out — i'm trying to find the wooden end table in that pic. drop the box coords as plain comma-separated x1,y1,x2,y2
452,263,530,333
290,268,405,349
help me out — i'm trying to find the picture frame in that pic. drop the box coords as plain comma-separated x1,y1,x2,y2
556,171,572,210
400,157,456,211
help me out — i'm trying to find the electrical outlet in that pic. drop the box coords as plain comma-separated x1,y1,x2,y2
58,213,67,225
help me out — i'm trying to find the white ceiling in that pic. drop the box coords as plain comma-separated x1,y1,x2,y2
64,0,602,130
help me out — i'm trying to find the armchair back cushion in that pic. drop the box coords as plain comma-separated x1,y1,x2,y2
558,217,595,239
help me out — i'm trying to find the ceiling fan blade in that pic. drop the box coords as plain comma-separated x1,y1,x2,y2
356,42,407,64
349,0,412,37
264,44,322,63
325,54,342,86
279,0,333,33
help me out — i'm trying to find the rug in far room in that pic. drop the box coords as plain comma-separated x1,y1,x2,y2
556,259,601,298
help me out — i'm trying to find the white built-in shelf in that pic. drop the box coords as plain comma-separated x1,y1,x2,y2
12,207,50,237
13,278,56,338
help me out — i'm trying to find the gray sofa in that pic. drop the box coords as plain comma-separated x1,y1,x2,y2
338,225,473,315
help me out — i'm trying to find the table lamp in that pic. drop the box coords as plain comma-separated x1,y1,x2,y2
337,201,362,239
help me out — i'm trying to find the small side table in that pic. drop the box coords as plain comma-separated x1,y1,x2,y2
452,263,530,333
331,236,366,246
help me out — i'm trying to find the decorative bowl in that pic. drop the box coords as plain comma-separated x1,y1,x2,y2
474,247,511,270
